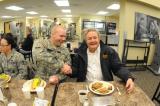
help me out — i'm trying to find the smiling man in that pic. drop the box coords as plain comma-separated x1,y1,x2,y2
32,25,72,84
72,28,134,93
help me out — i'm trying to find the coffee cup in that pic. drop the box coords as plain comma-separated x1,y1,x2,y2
78,90,88,103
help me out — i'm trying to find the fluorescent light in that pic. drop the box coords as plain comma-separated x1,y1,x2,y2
26,11,38,15
40,15,48,18
97,11,108,15
0,0,4,2
5,5,24,11
26,17,33,19
107,4,120,10
54,0,69,6
62,9,71,13
65,15,72,17
1,16,14,18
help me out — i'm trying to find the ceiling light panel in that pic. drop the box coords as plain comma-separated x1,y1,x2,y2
65,15,72,17
40,15,48,18
54,0,69,7
1,16,14,18
62,9,71,13
5,5,24,11
97,11,108,15
107,4,120,10
26,11,38,15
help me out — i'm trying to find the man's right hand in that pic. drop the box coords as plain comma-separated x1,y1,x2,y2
49,75,59,84
61,64,72,75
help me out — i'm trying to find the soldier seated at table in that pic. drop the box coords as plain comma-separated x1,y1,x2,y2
0,33,28,79
71,28,134,93
32,25,72,84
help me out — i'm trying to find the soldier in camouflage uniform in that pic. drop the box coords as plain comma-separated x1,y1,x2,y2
0,33,27,79
32,25,72,84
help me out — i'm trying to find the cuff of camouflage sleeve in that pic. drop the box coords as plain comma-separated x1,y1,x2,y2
56,73,67,83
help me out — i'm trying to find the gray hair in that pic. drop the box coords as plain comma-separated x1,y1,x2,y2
82,28,100,40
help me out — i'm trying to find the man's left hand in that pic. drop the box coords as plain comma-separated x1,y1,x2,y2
125,78,134,93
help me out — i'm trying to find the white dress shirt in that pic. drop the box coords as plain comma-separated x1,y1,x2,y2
86,45,103,82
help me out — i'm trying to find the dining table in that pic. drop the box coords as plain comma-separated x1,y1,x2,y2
0,79,55,106
55,81,155,106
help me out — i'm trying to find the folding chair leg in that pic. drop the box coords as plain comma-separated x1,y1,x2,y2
152,82,160,102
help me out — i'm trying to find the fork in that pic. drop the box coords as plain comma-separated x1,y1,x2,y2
116,87,121,95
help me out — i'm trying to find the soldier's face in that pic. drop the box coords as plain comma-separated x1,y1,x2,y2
52,28,66,47
0,39,11,53
86,31,100,52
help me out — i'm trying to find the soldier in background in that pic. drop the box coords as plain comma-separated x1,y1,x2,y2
50,18,58,31
32,25,72,84
31,23,37,39
41,23,48,38
0,33,27,79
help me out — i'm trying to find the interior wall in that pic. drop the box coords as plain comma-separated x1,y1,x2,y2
75,17,82,41
105,15,119,33
81,15,106,21
0,17,26,36
119,0,160,64
26,18,41,38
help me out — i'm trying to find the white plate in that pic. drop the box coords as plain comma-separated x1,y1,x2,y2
89,81,114,95
23,79,46,92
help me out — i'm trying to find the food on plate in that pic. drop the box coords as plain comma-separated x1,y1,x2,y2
23,78,46,92
0,73,9,80
32,77,41,89
92,82,103,90
97,87,109,94
108,85,112,90
91,81,113,94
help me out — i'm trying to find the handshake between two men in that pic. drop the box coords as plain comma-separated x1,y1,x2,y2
49,64,72,84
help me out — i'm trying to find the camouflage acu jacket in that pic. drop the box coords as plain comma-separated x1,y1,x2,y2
0,49,28,79
32,39,71,81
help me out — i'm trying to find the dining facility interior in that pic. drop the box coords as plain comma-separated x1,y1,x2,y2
0,0,160,106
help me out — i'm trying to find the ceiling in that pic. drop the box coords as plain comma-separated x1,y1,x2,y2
0,0,120,19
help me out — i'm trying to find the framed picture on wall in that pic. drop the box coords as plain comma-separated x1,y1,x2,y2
134,12,160,43
106,22,116,35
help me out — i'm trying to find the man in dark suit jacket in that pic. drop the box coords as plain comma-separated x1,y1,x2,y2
72,28,134,93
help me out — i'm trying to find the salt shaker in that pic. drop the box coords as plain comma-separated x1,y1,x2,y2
83,98,89,106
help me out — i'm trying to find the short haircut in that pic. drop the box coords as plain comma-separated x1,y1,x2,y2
83,28,100,40
2,33,17,49
51,25,65,35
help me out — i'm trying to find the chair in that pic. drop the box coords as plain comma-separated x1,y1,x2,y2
23,50,34,63
26,65,35,80
152,82,160,104
70,53,77,65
